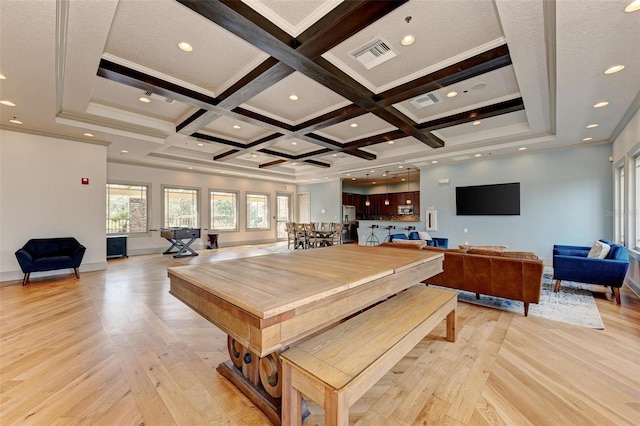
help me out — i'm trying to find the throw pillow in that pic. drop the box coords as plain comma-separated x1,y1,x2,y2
417,231,432,240
587,240,610,259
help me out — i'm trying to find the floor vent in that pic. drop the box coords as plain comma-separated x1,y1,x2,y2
409,92,442,109
350,37,396,69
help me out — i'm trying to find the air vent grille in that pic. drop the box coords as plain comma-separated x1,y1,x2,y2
350,37,397,69
409,93,442,109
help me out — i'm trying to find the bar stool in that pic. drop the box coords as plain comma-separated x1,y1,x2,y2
403,226,415,237
366,224,380,246
384,225,395,242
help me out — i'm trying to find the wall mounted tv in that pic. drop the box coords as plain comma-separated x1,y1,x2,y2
456,182,520,215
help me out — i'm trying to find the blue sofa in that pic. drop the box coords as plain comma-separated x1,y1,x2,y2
552,240,629,304
15,237,86,286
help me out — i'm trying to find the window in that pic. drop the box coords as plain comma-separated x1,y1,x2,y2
163,186,199,228
635,155,640,249
210,190,238,231
106,183,149,235
615,163,625,245
247,193,270,230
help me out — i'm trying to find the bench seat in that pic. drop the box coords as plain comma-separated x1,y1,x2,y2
280,285,457,426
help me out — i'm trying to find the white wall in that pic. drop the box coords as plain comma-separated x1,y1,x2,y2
612,108,640,295
612,109,640,162
0,130,107,281
108,162,296,253
296,180,342,223
420,144,614,261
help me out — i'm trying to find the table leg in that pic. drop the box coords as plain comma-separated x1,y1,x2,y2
219,336,309,425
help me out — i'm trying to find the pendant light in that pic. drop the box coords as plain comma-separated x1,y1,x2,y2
384,171,390,206
365,174,371,207
406,168,412,205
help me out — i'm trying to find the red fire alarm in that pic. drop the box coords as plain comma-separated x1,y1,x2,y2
81,178,89,185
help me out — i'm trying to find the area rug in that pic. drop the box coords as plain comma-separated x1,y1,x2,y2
437,267,604,329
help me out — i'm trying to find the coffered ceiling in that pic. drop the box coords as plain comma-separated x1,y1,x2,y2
1,0,638,184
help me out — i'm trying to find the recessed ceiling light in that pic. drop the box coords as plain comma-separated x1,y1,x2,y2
371,170,375,173
398,164,403,168
0,73,6,79
446,91,458,98
431,160,438,164
178,42,193,52
9,117,23,124
604,65,625,74
582,137,593,141
232,124,241,129
188,167,194,170
291,141,298,145
586,124,599,128
138,96,151,103
346,173,351,176
350,123,358,128
593,101,609,108
0,100,16,107
288,94,299,101
352,177,356,180
401,34,415,46
518,147,527,151
83,133,94,137
625,0,640,12
472,120,482,126
401,178,406,181
388,140,394,144
251,154,257,158
120,149,128,154
332,153,337,157
474,153,482,157
197,142,204,147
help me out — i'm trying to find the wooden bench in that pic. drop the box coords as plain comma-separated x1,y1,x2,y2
280,285,457,426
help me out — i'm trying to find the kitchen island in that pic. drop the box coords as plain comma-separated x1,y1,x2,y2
357,218,421,245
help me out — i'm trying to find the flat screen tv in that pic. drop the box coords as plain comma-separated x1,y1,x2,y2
456,182,520,215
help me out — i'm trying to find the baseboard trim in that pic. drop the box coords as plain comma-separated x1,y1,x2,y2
624,276,640,297
0,261,107,283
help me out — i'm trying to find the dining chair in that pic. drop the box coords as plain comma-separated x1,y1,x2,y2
304,223,319,249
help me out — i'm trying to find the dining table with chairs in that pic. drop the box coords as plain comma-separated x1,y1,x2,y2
286,222,344,249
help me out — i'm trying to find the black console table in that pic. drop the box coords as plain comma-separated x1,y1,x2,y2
106,235,128,259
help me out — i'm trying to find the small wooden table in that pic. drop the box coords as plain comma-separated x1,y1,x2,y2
168,245,443,424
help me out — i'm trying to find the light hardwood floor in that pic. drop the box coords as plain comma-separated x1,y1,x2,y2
1,244,639,425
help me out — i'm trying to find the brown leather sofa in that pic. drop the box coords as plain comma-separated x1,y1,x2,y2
382,243,544,316
424,247,543,316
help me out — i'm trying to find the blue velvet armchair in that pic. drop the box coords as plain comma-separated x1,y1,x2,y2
552,240,629,304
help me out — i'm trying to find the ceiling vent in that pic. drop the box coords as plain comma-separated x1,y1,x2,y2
409,93,442,109
144,91,175,104
350,37,396,69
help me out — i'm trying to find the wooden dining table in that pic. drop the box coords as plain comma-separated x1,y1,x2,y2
168,244,444,424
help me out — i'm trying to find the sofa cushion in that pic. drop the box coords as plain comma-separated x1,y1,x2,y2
417,231,432,240
390,239,426,249
467,248,513,256
607,244,628,261
500,251,539,260
459,245,507,253
587,240,610,259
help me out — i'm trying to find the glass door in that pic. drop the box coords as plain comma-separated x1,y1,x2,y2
276,193,292,239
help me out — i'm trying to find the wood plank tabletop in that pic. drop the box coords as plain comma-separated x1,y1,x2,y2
168,245,442,319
